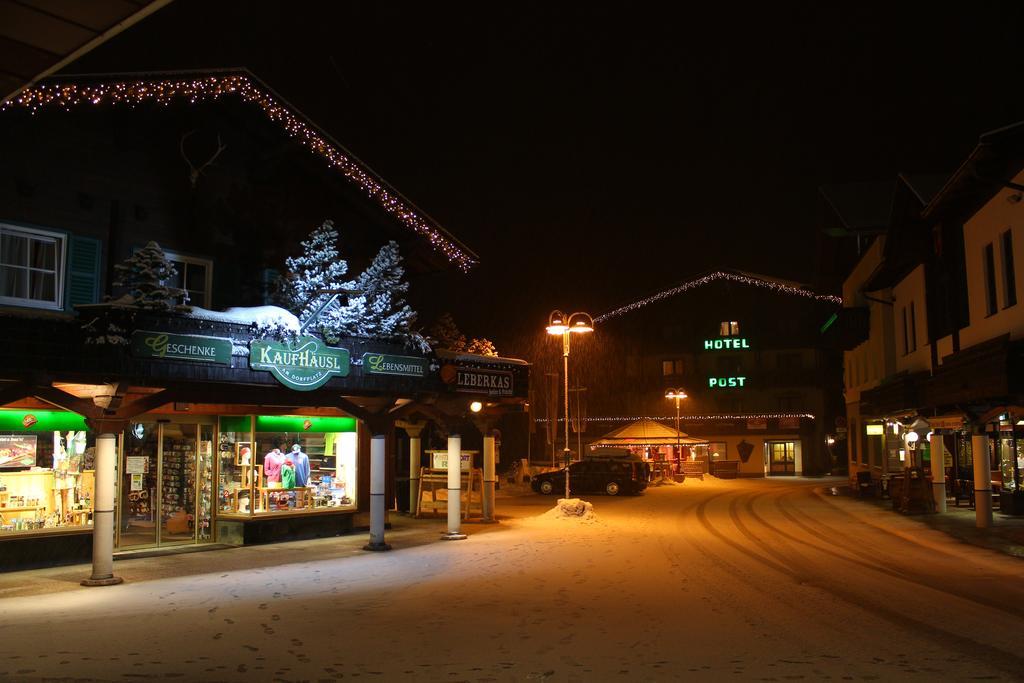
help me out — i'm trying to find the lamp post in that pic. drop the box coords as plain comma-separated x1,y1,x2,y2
547,310,594,499
665,388,687,474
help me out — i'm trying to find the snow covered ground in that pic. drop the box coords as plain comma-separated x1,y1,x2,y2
2,477,1023,681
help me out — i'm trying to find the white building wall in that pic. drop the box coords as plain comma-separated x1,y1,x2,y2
893,264,930,374
960,168,1024,349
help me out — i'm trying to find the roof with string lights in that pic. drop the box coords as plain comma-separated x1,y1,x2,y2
2,68,479,272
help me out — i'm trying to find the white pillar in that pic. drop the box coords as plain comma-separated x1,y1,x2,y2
972,434,993,529
482,433,496,523
930,433,947,513
81,433,122,586
364,433,391,551
441,434,466,540
409,435,421,515
794,441,803,477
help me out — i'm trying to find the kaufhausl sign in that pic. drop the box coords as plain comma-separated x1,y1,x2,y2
361,352,428,378
131,330,232,365
250,336,350,391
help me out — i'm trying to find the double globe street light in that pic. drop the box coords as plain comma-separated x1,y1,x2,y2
665,388,688,473
546,310,594,499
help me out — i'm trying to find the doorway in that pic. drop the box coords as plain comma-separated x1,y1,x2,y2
117,420,215,549
767,440,796,476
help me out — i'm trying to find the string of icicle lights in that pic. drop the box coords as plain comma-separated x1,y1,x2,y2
535,413,815,423
594,271,842,323
4,74,477,272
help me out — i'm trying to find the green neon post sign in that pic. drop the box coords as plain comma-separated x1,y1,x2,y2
708,376,747,388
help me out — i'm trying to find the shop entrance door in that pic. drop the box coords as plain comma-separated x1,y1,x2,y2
117,421,214,550
768,441,796,476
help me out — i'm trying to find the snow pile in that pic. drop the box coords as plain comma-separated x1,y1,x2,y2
188,305,300,331
542,497,598,522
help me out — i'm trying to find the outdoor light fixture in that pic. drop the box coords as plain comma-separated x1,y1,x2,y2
665,388,687,470
545,310,595,499
469,401,483,413
546,310,568,335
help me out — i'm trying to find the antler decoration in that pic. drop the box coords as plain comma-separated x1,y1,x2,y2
179,131,227,188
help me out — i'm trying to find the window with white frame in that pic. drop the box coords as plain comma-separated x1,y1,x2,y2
0,224,65,309
162,251,213,308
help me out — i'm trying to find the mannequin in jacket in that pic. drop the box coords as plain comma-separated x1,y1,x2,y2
289,444,310,487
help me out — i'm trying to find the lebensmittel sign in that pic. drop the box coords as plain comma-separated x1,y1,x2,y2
362,352,428,378
131,330,231,365
249,336,350,391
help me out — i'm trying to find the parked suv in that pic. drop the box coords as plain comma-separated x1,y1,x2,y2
531,448,649,496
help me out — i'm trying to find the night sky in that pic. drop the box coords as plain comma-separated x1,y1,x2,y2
67,2,1024,343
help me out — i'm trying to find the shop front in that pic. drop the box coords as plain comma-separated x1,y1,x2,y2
0,308,529,573
0,409,366,553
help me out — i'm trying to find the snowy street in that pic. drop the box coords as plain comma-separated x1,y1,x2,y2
2,477,1024,681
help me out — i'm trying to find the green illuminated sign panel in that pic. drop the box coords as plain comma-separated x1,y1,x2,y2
362,352,428,378
703,338,750,350
255,415,357,433
131,330,231,364
709,376,747,388
0,410,87,432
250,336,350,391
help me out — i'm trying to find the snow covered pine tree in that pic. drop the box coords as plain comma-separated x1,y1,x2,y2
279,220,349,341
111,241,189,311
336,241,419,344
428,312,467,352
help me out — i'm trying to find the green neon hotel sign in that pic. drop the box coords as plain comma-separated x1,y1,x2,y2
703,338,751,350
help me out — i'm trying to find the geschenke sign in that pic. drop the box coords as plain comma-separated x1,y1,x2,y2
250,336,350,391
131,330,231,365
708,376,747,388
704,338,751,350
362,352,428,378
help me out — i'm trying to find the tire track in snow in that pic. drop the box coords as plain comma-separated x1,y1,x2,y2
767,486,1024,618
716,482,1024,678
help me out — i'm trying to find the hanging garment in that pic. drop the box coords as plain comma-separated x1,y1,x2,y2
263,449,286,483
281,460,296,489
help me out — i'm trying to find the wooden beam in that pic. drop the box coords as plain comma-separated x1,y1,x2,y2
111,389,178,419
0,381,31,408
31,385,101,418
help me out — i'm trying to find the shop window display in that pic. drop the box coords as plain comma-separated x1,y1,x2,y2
0,410,95,535
217,415,358,517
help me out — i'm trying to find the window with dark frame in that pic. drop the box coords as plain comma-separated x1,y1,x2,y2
1002,229,1017,309
901,306,909,355
984,242,998,316
909,301,917,352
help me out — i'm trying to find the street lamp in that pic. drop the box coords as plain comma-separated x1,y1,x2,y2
547,310,594,498
665,388,687,473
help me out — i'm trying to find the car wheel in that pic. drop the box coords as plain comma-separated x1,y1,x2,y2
605,481,621,496
539,480,556,495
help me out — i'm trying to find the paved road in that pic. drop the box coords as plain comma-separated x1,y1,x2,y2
2,477,1023,681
